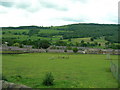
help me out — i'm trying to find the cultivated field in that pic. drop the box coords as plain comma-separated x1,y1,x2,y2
2,53,118,88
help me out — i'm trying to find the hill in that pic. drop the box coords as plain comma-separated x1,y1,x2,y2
2,23,119,49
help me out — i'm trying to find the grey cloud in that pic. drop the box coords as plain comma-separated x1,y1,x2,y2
15,2,40,13
110,18,117,23
0,1,31,11
71,0,88,3
106,15,118,23
0,1,14,7
16,3,30,9
61,18,85,22
0,11,7,14
40,1,68,11
27,8,40,13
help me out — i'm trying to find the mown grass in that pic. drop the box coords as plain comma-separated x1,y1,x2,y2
2,53,118,88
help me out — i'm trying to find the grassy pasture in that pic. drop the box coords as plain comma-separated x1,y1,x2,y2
63,37,107,43
62,37,107,48
3,29,29,34
38,29,65,34
72,37,91,43
2,29,63,41
2,53,118,88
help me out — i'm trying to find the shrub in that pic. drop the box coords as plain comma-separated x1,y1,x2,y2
90,38,94,41
73,48,78,53
64,49,67,52
42,72,54,86
2,76,8,81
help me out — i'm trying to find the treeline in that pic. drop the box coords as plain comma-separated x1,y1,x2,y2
2,26,50,30
2,37,120,49
2,38,50,49
61,24,118,42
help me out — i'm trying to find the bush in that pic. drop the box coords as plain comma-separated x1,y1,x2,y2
2,76,8,81
64,49,67,52
90,38,94,41
73,48,78,53
42,72,54,86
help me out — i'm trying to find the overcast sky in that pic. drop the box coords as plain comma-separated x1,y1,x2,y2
0,0,119,27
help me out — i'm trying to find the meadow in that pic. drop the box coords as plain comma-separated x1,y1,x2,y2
2,53,118,88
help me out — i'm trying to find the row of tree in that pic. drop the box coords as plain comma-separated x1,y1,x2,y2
2,37,120,49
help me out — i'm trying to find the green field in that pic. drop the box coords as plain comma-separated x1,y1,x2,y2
2,53,118,88
2,29,63,41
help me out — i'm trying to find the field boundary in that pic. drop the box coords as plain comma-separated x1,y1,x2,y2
110,60,119,83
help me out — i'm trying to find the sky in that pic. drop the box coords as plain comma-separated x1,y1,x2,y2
0,0,119,27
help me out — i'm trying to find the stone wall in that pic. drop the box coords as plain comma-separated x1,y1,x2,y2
1,80,31,89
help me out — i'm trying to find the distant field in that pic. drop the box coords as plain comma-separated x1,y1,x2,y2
3,53,118,88
2,29,63,41
62,37,107,48
72,37,91,42
38,29,65,34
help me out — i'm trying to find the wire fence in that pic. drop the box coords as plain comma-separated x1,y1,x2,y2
110,60,119,83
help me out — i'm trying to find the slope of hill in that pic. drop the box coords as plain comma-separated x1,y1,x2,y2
2,23,119,49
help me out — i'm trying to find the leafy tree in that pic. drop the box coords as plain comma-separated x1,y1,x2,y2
8,31,11,33
55,41,67,46
28,29,39,37
81,40,84,43
19,44,23,48
2,32,5,34
76,42,79,46
64,49,67,52
90,38,94,41
68,38,71,42
73,48,78,53
36,40,50,49
98,43,101,46
87,42,90,46
94,42,98,46
80,43,87,47
105,42,110,48
22,32,27,35
13,43,20,47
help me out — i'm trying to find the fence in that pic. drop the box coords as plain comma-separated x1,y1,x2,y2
110,60,120,83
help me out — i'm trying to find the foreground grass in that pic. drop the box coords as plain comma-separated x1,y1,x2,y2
2,53,118,88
